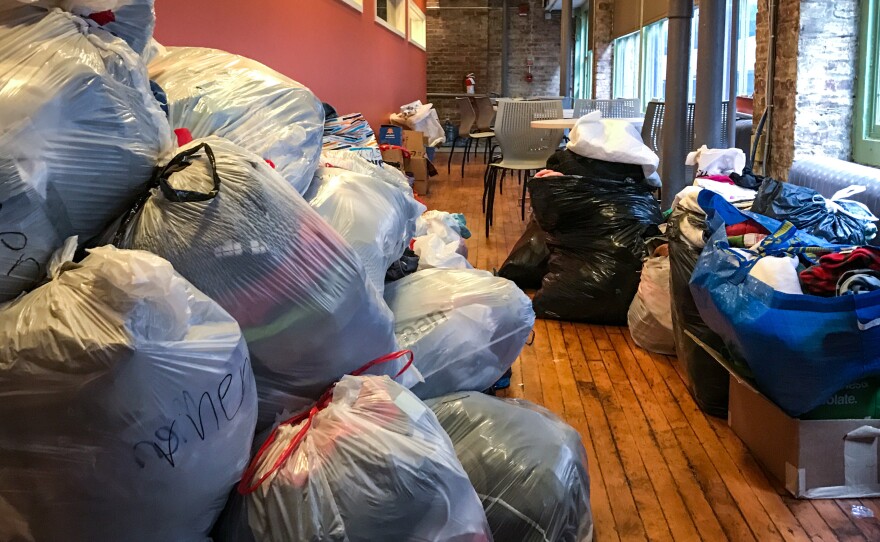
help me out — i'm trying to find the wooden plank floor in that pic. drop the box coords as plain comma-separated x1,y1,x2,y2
421,157,880,542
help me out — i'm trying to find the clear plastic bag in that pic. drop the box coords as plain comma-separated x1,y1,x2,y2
0,6,172,302
235,375,492,542
305,162,424,294
114,137,406,429
149,46,325,194
0,245,258,541
627,255,675,355
383,268,535,399
428,392,593,542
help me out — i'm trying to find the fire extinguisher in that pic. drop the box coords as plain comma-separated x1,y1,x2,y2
525,60,533,84
464,73,476,94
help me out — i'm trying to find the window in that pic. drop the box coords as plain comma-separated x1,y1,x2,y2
613,31,641,99
642,19,668,102
689,0,758,101
573,7,592,98
337,0,363,12
854,0,880,165
409,1,426,49
376,0,406,37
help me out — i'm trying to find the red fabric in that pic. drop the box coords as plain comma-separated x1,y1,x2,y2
379,144,411,159
726,219,770,237
265,159,276,169
799,247,880,296
700,174,735,185
174,128,193,146
88,10,116,25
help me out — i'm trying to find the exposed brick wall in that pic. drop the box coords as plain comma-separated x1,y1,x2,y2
427,0,561,125
753,0,859,179
592,0,613,99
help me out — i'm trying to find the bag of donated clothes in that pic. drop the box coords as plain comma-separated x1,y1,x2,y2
0,244,257,542
384,268,535,399
0,5,172,302
14,0,157,55
429,392,593,542
149,46,324,194
305,163,423,294
529,173,662,324
115,137,406,429
499,216,551,289
628,255,675,355
236,375,492,542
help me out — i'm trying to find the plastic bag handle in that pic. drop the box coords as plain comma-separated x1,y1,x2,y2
157,143,221,203
236,350,414,495
831,185,867,201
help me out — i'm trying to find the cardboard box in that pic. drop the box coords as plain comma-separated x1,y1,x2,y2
380,148,406,174
378,125,403,146
402,130,426,159
688,331,880,499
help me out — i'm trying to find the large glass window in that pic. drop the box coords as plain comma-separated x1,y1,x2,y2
613,31,641,99
408,1,426,49
642,19,668,102
854,0,880,165
573,8,592,99
376,0,406,37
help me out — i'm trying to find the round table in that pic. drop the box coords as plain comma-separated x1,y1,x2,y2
530,116,645,130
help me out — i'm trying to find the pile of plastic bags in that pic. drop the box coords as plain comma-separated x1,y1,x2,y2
389,100,445,148
412,210,472,270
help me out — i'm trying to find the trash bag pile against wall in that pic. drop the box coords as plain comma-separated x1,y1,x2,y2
0,6,172,303
384,269,535,399
529,172,662,324
628,255,675,355
428,392,593,542
305,165,421,294
691,191,880,416
751,179,878,245
499,216,550,289
13,0,156,54
149,46,324,194
114,137,405,429
236,375,492,542
668,208,730,417
0,245,257,542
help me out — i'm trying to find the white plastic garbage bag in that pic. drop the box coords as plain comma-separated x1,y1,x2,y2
320,149,418,195
0,6,172,303
13,0,156,54
0,244,258,542
413,211,472,270
384,269,535,399
305,164,423,293
149,46,324,194
390,100,446,147
686,145,746,177
114,137,406,429
428,392,593,542
236,375,492,542
567,110,659,180
627,255,675,355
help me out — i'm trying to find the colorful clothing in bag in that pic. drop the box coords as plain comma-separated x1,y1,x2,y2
799,247,880,297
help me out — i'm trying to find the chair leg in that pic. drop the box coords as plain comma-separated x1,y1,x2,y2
500,169,507,195
482,166,493,213
447,136,458,175
485,167,497,237
521,172,529,221
461,138,473,178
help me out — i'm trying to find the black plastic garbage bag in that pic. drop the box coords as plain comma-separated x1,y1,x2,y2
751,179,878,245
668,210,729,417
498,216,550,289
528,172,662,324
428,392,593,542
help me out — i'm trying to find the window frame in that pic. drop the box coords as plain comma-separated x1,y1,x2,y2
337,0,363,13
375,0,407,38
613,30,641,100
641,18,668,105
408,1,426,50
854,0,880,166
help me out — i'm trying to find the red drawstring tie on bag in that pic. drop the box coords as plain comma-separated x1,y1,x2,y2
264,159,276,169
88,10,116,25
378,144,411,159
174,128,194,146
237,350,415,495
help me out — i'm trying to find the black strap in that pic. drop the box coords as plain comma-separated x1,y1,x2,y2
157,142,221,202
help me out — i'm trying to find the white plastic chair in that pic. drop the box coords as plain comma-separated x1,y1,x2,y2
483,99,564,236
573,98,641,119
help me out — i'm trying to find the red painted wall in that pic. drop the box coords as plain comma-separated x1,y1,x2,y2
153,0,427,130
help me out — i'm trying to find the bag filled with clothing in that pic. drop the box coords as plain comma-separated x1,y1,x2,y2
499,216,550,289
234,374,492,542
751,180,878,245
428,392,593,542
411,212,472,271
0,244,257,542
114,137,406,429
0,5,172,303
690,190,880,416
628,254,675,355
149,46,324,194
383,268,535,399
528,171,663,324
305,162,423,294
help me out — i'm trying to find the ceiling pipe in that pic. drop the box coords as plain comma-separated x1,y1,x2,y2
660,0,695,209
